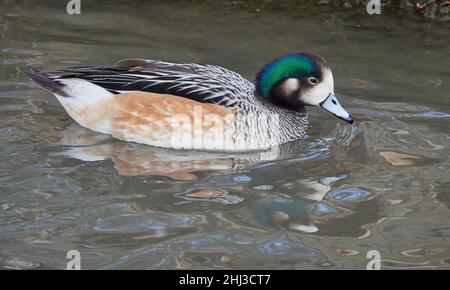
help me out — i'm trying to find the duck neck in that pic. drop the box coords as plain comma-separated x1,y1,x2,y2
250,94,309,143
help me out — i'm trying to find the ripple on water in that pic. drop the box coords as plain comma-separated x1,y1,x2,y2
309,202,340,216
94,213,201,233
326,188,376,202
175,188,245,205
290,123,357,162
172,231,326,269
2,258,42,270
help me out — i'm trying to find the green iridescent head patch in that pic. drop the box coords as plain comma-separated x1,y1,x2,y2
256,53,319,99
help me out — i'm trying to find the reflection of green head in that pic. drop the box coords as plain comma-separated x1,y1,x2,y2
256,53,323,99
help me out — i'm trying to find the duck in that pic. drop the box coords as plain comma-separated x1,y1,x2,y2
27,53,353,152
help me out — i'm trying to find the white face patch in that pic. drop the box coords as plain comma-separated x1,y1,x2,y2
298,68,334,106
279,78,300,96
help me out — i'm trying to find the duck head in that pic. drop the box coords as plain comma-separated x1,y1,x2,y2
256,53,353,124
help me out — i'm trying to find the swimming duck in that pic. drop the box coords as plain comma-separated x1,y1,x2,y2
27,53,353,151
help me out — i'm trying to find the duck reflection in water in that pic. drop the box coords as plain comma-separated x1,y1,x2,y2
57,124,349,233
249,174,347,233
57,124,306,180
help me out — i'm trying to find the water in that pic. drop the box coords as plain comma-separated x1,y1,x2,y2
0,1,449,269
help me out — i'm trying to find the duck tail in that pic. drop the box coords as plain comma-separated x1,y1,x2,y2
26,67,69,97
27,66,113,102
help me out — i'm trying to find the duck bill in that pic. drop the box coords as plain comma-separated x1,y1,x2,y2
319,93,354,124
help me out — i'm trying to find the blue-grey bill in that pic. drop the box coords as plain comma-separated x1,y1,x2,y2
319,93,354,124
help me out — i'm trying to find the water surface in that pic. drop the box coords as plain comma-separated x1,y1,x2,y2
0,1,449,269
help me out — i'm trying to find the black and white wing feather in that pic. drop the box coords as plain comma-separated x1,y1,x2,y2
58,59,256,107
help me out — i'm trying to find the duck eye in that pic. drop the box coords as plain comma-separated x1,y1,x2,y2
308,77,319,86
